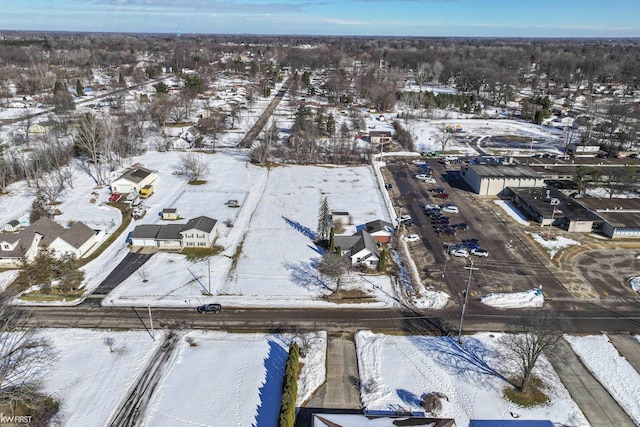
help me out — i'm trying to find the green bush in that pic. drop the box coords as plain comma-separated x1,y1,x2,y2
278,342,300,427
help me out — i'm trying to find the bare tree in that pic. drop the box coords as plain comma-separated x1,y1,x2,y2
74,113,114,185
437,123,454,152
0,304,59,420
317,252,350,293
180,152,209,181
103,336,115,353
500,309,569,394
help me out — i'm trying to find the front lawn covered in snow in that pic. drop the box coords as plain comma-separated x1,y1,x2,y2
355,331,587,426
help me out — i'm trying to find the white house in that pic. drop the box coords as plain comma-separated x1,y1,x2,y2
110,166,158,194
0,217,97,268
334,229,380,269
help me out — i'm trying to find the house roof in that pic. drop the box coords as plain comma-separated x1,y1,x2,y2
131,216,217,241
6,219,20,227
362,219,394,235
466,164,542,179
181,216,217,234
58,222,95,249
349,230,379,258
131,225,163,239
26,217,66,248
162,208,178,214
334,235,361,252
113,166,154,185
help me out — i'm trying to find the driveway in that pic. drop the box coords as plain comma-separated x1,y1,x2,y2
91,252,154,296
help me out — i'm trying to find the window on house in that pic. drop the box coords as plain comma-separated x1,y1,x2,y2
187,242,195,246
198,242,207,247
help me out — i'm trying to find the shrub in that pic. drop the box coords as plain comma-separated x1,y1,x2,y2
278,342,300,427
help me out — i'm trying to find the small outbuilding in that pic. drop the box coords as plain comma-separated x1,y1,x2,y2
161,208,180,220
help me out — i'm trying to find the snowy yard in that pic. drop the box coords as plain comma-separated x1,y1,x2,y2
355,331,588,426
38,329,161,427
142,331,326,427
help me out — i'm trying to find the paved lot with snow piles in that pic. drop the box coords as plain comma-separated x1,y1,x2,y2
38,329,161,427
355,331,587,426
565,334,640,424
142,331,326,427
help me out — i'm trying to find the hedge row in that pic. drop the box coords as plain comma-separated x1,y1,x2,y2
278,342,300,427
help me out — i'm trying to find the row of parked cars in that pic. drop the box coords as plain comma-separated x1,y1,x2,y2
447,239,489,258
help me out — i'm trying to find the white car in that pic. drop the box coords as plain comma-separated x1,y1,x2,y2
402,234,420,243
449,248,469,258
398,215,412,223
411,159,427,165
424,204,440,210
415,174,432,180
422,177,437,184
471,248,489,257
441,205,459,214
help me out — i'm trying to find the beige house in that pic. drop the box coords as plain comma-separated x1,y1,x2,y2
161,208,180,220
110,166,158,194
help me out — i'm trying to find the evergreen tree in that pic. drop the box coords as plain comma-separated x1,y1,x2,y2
377,248,387,272
75,79,83,97
316,196,331,244
326,113,336,136
118,73,126,86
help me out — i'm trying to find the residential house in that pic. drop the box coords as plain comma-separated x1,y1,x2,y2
4,219,22,232
0,217,97,268
369,130,393,145
130,216,217,249
356,219,394,244
334,229,380,269
110,166,158,194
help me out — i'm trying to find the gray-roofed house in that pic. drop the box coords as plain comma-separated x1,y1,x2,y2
110,166,158,194
0,217,97,268
129,216,217,249
358,219,394,244
334,229,380,269
48,221,98,258
4,219,22,232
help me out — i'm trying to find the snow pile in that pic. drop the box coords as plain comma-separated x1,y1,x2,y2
0,270,19,293
565,334,640,424
413,290,450,309
631,276,640,294
481,288,544,309
494,200,530,226
527,232,581,259
355,331,588,426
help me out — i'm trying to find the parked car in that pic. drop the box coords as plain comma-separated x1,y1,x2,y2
434,193,450,199
441,205,459,214
453,223,469,230
424,204,440,210
108,192,120,202
422,177,437,184
471,248,489,257
411,159,427,165
442,227,457,236
462,238,479,243
402,234,420,243
125,191,139,202
132,206,147,219
415,174,432,180
196,303,222,314
431,187,445,193
398,215,412,223
449,248,469,258
385,183,393,189
462,241,480,250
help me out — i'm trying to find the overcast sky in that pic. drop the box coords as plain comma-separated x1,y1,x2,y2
0,0,638,37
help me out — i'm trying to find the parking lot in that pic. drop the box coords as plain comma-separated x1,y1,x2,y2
384,157,571,302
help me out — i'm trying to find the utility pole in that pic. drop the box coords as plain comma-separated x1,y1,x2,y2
208,257,211,295
457,259,478,345
148,305,155,341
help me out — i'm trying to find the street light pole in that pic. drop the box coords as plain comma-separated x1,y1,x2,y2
457,259,478,345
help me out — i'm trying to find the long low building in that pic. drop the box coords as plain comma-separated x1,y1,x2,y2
576,198,640,239
460,164,545,196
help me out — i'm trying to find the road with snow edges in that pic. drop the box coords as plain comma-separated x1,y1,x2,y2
21,303,640,334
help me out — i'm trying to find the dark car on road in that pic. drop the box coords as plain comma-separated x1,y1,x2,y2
196,303,222,314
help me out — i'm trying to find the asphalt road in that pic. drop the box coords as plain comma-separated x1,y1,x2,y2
22,304,640,334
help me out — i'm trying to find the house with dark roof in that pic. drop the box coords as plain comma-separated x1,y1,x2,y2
334,229,380,269
0,217,97,268
356,219,394,244
110,166,158,194
130,216,217,249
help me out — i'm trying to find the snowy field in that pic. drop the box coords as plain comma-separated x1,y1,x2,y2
38,329,161,427
355,331,588,426
142,331,326,427
565,334,640,424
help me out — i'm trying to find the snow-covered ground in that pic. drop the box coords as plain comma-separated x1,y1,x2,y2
355,331,588,426
481,288,544,309
33,329,325,427
527,232,581,259
38,329,162,427
565,334,640,424
493,199,531,226
142,331,326,427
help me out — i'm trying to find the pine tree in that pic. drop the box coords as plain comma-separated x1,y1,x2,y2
377,248,387,272
75,79,83,97
316,196,331,244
